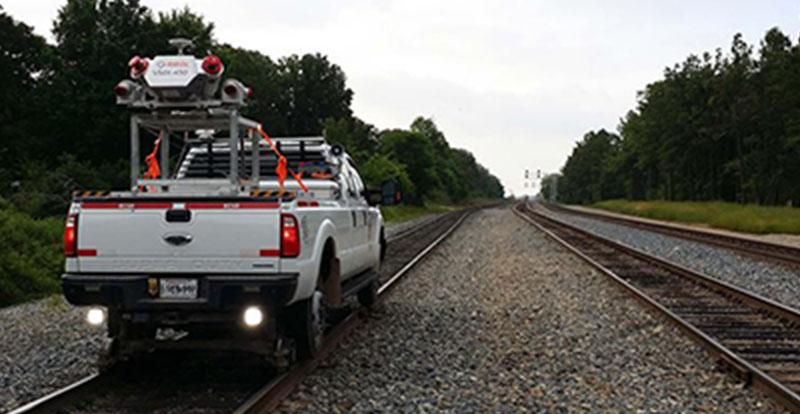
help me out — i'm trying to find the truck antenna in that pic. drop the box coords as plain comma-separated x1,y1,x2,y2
168,38,194,55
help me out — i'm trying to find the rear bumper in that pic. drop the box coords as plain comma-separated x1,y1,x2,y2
62,273,298,312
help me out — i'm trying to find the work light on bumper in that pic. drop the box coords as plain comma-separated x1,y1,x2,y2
243,306,264,327
86,307,105,326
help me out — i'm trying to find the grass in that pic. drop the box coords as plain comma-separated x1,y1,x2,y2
380,204,456,223
592,200,800,235
381,198,508,224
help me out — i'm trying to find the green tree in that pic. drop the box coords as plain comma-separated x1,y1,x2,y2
559,130,620,204
0,7,51,189
378,129,439,204
539,173,561,201
275,54,353,135
322,117,378,164
359,154,415,196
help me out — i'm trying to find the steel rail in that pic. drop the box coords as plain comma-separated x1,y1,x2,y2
5,374,101,414
6,209,473,414
545,203,800,267
514,203,800,413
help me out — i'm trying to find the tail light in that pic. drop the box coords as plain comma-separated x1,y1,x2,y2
128,56,148,78
280,214,300,258
202,55,223,76
64,214,78,257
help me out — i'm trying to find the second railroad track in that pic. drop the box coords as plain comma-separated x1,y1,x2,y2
515,203,800,412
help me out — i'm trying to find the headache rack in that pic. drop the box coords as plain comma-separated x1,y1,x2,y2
177,137,332,181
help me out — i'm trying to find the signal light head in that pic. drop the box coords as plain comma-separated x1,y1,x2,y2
128,56,148,79
202,55,223,76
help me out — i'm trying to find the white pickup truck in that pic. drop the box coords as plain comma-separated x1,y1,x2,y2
61,44,394,365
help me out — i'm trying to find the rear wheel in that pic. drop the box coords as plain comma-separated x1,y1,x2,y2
289,251,334,359
379,228,387,262
289,288,326,358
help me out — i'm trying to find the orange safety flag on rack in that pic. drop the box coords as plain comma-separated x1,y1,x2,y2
144,133,162,179
256,125,309,193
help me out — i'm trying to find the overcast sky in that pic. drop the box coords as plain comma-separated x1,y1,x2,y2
4,1,799,196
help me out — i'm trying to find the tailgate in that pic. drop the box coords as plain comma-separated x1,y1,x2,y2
75,201,282,274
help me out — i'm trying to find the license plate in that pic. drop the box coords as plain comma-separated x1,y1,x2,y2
159,278,198,299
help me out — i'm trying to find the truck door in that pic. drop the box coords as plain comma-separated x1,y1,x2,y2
335,168,359,279
345,162,371,273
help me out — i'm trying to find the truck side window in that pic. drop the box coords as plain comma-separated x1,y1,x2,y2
347,161,365,200
337,171,349,200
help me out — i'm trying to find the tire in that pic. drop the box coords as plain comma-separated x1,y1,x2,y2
288,289,326,359
357,278,378,308
379,228,387,262
289,251,333,359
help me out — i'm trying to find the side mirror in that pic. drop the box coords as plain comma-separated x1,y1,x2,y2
362,180,402,206
363,189,383,206
381,179,401,205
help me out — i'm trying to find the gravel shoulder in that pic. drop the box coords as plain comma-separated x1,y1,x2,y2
540,205,800,311
278,207,781,412
568,205,800,249
0,296,108,412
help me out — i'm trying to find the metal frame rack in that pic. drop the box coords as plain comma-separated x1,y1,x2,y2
130,108,262,195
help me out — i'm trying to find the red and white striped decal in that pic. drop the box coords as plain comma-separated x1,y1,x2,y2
185,202,279,210
81,202,171,209
259,249,280,257
81,202,279,210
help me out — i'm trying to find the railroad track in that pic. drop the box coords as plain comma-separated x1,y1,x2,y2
545,203,800,267
514,203,800,412
8,209,472,414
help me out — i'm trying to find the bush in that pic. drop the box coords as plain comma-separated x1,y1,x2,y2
0,199,63,307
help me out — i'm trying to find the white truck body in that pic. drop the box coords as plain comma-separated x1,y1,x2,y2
65,139,383,305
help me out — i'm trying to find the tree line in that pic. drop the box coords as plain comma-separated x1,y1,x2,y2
555,28,800,206
0,0,503,218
